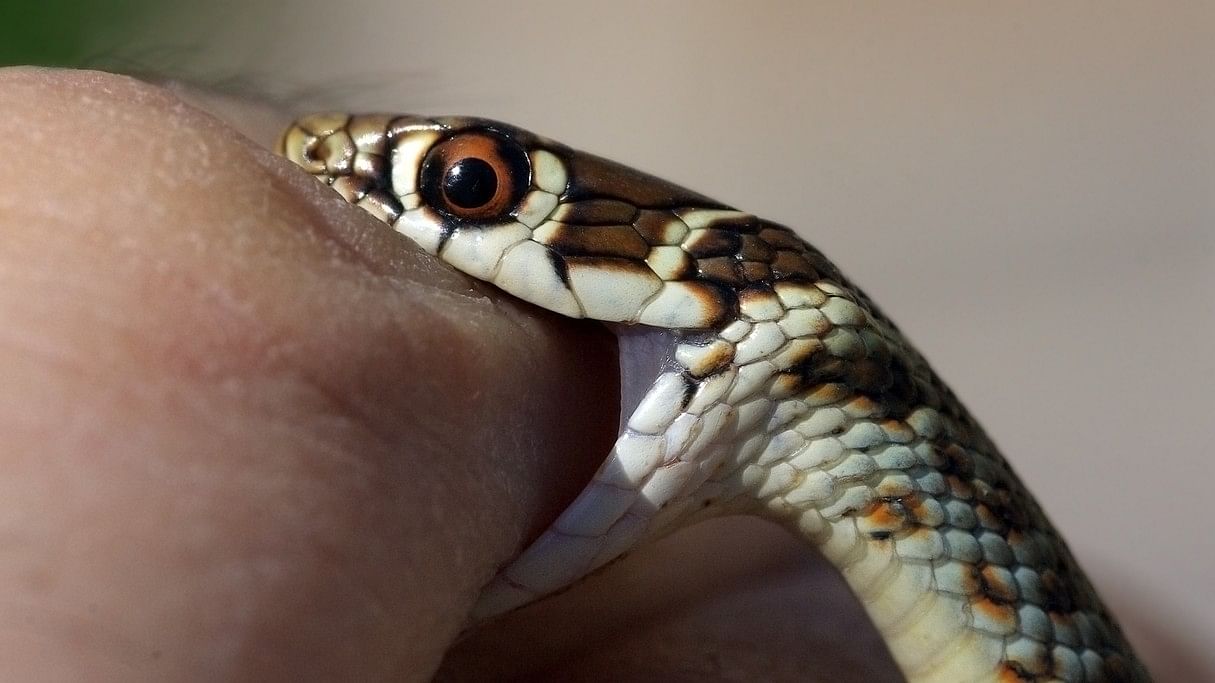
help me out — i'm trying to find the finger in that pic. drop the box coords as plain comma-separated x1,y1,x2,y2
0,67,616,681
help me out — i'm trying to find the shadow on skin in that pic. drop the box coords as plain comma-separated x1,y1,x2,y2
438,517,905,682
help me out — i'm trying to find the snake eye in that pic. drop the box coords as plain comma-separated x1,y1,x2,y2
420,130,530,221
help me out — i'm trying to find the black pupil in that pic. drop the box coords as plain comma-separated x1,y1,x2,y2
442,157,498,209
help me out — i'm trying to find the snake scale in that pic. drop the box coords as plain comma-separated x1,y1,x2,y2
278,113,1148,682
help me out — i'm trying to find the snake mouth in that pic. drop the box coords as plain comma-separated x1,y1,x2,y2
513,313,625,550
469,322,707,622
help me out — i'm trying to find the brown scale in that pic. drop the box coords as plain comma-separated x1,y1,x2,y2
631,210,687,245
541,223,650,259
859,493,926,540
682,228,742,258
770,249,820,280
737,284,781,313
563,256,654,280
738,233,776,261
740,261,773,282
551,198,639,225
695,256,747,286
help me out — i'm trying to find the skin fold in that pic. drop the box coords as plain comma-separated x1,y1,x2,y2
2,67,1183,681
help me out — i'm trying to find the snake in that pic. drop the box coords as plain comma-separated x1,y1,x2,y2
277,112,1148,682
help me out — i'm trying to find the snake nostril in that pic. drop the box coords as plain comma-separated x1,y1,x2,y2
522,318,621,546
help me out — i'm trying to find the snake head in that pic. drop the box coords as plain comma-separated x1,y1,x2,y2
277,113,779,330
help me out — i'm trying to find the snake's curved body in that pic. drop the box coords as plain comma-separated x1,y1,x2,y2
279,113,1147,682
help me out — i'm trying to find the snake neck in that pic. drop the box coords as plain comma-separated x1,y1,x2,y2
480,252,1146,682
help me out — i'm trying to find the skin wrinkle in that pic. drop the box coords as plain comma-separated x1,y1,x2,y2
251,153,401,277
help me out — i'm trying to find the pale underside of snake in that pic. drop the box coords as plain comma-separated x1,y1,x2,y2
277,113,1148,682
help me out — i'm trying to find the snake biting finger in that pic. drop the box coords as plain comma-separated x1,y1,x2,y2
278,113,1148,683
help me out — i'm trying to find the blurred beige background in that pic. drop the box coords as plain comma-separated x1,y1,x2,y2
139,1,1213,678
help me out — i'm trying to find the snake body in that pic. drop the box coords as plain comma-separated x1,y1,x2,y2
278,113,1148,682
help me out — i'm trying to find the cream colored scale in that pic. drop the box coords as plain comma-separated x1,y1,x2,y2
279,113,1148,683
